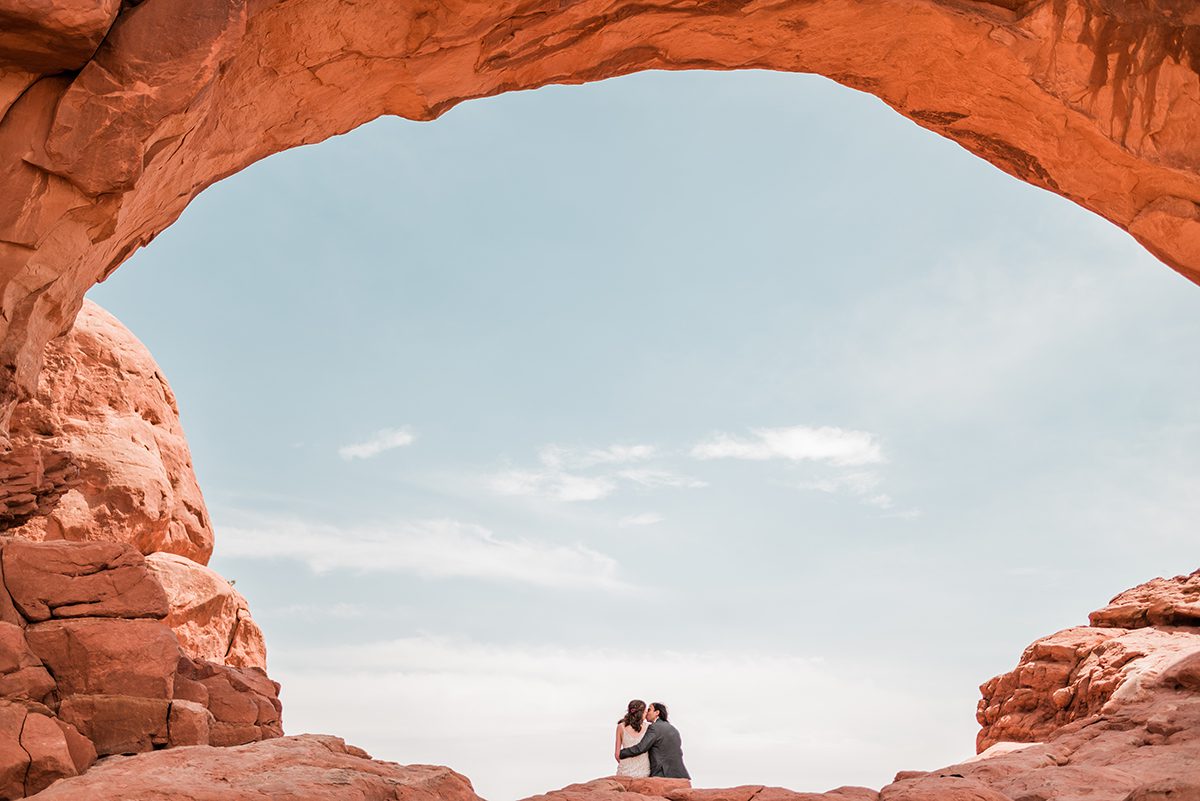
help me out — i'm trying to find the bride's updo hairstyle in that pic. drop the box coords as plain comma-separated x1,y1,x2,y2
620,699,647,732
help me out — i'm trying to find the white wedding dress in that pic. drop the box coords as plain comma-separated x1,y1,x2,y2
616,724,651,778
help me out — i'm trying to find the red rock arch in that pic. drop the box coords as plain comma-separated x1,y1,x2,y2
1,0,1198,428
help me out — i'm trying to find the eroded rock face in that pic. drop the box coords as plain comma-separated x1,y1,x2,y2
977,568,1200,750
4,300,213,563
0,539,283,798
0,0,1199,425
145,552,267,670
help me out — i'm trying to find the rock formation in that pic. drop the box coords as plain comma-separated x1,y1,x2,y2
0,2,1199,796
0,538,281,799
0,300,279,798
4,301,212,563
1,0,1200,428
24,735,482,801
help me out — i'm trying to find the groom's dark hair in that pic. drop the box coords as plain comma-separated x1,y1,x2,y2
650,702,668,722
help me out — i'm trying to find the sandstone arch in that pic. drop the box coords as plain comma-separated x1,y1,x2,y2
1,0,1199,429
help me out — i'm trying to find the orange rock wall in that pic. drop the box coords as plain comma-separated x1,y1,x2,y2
0,539,282,799
0,0,1199,425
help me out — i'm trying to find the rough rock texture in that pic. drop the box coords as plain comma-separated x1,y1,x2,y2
23,734,483,801
977,568,1200,750
1,0,1200,426
520,778,879,801
145,552,267,670
3,300,213,563
3,540,168,623
0,539,282,798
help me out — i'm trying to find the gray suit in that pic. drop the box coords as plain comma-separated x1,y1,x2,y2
618,719,690,779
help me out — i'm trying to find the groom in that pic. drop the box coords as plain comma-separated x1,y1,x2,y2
618,702,690,779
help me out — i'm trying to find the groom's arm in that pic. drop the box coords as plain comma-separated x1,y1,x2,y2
618,727,660,759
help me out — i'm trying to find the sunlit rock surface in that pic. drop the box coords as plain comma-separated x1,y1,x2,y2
0,539,282,799
1,0,1200,426
4,300,213,563
146,552,268,670
24,735,480,801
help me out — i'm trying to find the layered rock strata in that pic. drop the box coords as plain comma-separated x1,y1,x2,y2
2,0,1200,427
0,539,281,799
0,299,263,669
977,568,1200,750
0,301,279,798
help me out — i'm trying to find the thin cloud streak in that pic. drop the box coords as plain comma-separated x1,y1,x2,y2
619,512,664,527
691,425,883,467
616,468,707,489
538,443,659,469
489,469,617,502
219,514,630,591
339,427,416,460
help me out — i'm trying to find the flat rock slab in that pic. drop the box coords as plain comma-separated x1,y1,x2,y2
24,734,482,801
2,541,167,623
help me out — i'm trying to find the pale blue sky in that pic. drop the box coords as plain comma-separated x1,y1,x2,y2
88,70,1200,799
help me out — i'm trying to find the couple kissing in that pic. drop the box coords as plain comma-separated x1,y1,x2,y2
614,700,690,780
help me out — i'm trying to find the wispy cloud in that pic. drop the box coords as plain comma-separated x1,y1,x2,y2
338,427,416,460
488,441,696,503
219,514,628,591
795,470,915,515
619,512,664,527
537,443,658,470
616,468,707,489
691,425,883,466
489,469,617,502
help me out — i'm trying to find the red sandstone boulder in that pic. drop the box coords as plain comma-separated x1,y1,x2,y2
145,551,267,669
880,777,1010,801
0,701,91,799
2,541,168,623
24,734,483,801
977,610,1200,750
0,702,27,799
166,699,212,748
57,695,170,756
7,300,214,563
19,712,78,795
0,622,54,703
177,656,282,747
24,618,179,698
1090,570,1200,629
520,777,881,801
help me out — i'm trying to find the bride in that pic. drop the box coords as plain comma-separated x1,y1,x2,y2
614,699,651,778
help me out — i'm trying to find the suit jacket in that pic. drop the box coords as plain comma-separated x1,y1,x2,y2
618,719,690,779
